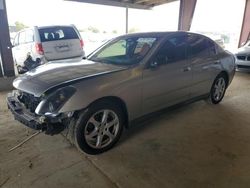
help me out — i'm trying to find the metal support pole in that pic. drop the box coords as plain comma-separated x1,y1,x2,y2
0,0,14,77
239,0,250,47
178,0,197,31
126,6,128,34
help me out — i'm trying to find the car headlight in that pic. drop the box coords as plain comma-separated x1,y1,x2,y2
35,86,76,115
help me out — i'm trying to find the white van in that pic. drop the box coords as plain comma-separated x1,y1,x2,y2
12,25,85,73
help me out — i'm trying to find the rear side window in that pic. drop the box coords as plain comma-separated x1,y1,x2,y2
207,39,217,55
187,35,208,57
25,30,34,43
38,26,79,42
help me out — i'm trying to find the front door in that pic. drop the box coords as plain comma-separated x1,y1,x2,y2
142,34,192,114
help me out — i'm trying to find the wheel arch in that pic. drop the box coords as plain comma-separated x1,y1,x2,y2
219,71,229,87
86,96,129,129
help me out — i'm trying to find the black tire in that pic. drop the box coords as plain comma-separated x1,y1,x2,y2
73,100,124,155
207,73,227,104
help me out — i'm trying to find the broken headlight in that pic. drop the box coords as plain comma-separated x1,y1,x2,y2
35,86,76,115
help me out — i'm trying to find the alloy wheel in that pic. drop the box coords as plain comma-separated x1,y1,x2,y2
213,77,226,102
84,109,120,149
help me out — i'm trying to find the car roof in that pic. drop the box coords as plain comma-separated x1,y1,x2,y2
117,31,205,39
36,25,75,29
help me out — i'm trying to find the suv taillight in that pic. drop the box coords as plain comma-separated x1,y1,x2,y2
80,39,84,48
35,43,44,55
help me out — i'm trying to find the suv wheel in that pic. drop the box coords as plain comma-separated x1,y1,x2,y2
207,73,227,104
74,101,124,154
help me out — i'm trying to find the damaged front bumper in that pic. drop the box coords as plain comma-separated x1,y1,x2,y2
7,92,68,135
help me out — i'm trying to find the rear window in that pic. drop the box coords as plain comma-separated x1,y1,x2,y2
39,26,79,42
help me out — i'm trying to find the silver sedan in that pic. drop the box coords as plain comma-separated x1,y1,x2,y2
7,32,236,154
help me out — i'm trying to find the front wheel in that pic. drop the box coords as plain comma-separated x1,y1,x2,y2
73,101,124,155
207,73,227,104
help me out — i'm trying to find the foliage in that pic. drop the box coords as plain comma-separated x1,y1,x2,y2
128,27,139,33
87,26,100,33
14,21,28,31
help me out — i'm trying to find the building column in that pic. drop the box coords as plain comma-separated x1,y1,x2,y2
178,0,197,31
239,0,250,47
125,6,128,34
0,0,14,77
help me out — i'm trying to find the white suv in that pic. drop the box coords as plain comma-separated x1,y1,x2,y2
12,25,85,73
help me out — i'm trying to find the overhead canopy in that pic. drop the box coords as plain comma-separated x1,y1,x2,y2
66,0,178,9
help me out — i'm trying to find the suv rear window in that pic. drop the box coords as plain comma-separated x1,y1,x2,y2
39,26,78,42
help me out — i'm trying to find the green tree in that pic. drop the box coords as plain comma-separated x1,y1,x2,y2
128,27,139,33
88,26,100,33
14,21,28,31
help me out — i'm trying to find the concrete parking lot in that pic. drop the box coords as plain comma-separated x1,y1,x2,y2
1,72,250,188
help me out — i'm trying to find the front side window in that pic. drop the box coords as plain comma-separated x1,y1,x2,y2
90,37,158,65
154,35,187,65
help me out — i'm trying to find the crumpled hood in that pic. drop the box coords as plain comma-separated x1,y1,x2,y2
13,59,126,97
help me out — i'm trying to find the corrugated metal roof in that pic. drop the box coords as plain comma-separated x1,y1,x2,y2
65,0,178,9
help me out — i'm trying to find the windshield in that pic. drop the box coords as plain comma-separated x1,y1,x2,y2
89,37,158,65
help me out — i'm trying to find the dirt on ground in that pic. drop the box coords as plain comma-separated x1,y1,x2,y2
1,72,250,188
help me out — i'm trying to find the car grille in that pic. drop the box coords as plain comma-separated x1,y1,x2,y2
18,91,41,113
236,54,250,61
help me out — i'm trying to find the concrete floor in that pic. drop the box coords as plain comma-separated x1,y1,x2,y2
0,72,250,188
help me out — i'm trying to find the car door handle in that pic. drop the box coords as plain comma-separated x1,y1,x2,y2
183,66,191,72
214,60,220,65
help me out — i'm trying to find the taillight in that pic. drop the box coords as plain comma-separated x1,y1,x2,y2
80,39,84,48
35,43,44,55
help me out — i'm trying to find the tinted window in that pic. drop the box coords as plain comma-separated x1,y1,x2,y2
187,35,210,57
25,30,34,43
18,32,26,44
39,26,79,42
207,39,217,55
155,35,187,65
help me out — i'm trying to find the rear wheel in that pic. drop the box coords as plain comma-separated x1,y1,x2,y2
207,73,227,104
73,101,124,154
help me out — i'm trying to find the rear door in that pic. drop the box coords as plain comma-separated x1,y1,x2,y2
187,34,218,97
38,26,83,61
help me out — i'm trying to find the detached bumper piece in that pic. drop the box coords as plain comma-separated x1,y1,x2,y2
7,93,45,131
